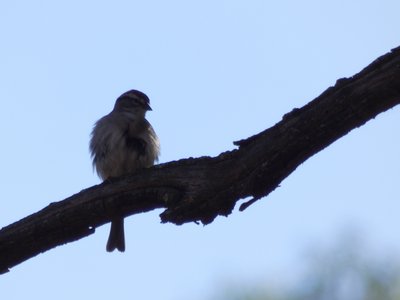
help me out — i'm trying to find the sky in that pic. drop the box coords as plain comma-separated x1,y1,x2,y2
0,1,399,299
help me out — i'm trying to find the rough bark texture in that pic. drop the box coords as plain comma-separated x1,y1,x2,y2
1,46,400,274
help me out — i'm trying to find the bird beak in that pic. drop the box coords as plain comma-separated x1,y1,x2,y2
145,103,152,111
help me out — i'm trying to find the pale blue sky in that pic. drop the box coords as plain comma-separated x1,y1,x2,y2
1,1,399,299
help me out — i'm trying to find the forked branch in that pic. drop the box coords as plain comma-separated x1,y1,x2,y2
1,46,400,274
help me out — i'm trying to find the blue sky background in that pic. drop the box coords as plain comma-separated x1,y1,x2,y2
1,1,399,299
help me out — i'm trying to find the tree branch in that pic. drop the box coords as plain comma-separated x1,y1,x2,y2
1,46,400,274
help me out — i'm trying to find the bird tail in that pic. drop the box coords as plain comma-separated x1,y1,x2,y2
106,218,125,252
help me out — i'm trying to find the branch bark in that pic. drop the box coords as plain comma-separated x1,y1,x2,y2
1,46,400,274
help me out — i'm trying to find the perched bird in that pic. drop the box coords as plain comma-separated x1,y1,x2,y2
90,89,160,252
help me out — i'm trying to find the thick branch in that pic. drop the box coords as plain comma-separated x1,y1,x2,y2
1,46,400,274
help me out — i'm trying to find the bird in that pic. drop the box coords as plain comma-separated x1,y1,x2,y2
89,89,160,252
